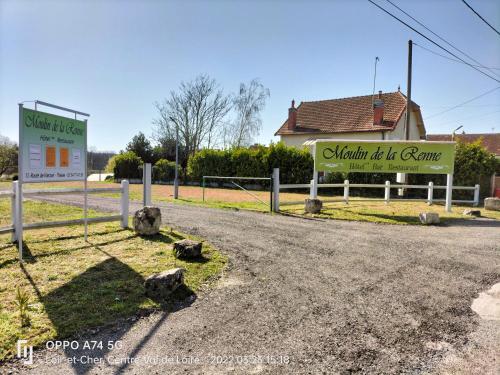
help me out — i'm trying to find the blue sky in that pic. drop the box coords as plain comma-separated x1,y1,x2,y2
1,0,499,152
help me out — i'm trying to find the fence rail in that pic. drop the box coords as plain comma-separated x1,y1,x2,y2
0,181,129,240
23,187,122,196
272,168,480,212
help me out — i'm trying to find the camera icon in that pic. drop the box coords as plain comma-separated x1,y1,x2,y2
17,339,33,365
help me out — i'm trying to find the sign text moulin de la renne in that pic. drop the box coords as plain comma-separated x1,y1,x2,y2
20,108,86,182
314,140,455,174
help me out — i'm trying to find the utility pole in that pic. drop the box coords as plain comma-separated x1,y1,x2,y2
174,122,179,199
405,40,412,140
372,56,379,106
398,40,413,196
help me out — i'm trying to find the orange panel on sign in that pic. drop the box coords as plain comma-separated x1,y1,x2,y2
46,146,56,168
60,147,69,167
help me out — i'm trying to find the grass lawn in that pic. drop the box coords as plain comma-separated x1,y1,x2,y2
0,200,227,362
280,199,500,224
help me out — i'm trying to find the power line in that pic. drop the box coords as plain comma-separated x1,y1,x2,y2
383,0,500,79
436,109,500,126
461,0,500,37
414,42,500,71
424,86,500,119
367,0,500,83
425,104,500,108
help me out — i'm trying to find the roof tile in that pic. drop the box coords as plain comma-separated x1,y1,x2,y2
275,91,418,135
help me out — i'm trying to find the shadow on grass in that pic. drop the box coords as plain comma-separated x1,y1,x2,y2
351,211,500,227
139,231,176,244
28,227,129,244
279,211,327,222
0,233,137,270
439,217,500,227
0,243,38,269
0,243,13,251
21,243,36,263
20,249,195,375
350,211,421,224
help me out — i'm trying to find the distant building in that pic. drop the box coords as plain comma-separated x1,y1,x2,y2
274,90,426,147
426,133,500,158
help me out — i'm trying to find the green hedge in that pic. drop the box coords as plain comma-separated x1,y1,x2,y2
408,140,497,199
188,143,313,184
153,159,176,182
113,151,142,180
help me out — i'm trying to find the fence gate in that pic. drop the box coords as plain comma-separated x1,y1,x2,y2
202,176,273,212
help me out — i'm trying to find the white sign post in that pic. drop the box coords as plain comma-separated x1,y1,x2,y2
143,163,152,207
17,101,90,261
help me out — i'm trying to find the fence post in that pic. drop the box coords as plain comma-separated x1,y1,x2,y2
11,181,17,243
143,163,152,207
310,170,318,199
121,179,129,228
343,180,349,204
427,181,434,205
202,176,205,202
273,168,280,212
473,184,480,207
384,181,390,204
445,173,453,213
14,180,23,261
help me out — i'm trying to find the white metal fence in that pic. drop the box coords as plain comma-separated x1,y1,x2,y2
0,180,129,240
272,168,479,212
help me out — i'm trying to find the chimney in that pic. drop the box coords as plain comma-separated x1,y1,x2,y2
288,99,297,130
373,91,384,125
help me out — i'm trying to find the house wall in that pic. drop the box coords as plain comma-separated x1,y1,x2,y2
280,112,422,147
280,131,383,148
386,111,421,141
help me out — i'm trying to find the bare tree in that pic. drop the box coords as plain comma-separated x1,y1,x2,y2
153,75,231,159
227,79,270,148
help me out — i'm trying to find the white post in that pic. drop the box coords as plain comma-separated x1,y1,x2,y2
14,180,23,261
384,181,390,204
121,179,129,228
310,170,318,199
143,163,152,207
11,181,16,242
427,181,434,205
84,118,88,242
445,173,453,213
273,168,280,212
343,180,349,204
174,123,179,199
397,173,406,196
473,184,480,207
17,104,23,261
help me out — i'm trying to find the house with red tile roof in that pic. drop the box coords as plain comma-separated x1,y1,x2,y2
426,133,500,158
275,90,426,147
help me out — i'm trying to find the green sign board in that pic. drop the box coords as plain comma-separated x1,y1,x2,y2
314,140,455,174
20,108,86,182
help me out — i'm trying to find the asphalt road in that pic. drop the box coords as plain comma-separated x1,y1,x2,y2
6,195,500,374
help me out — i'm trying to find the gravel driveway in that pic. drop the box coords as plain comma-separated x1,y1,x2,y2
6,195,500,374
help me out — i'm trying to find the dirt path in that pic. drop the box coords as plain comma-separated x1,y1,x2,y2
7,195,500,374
